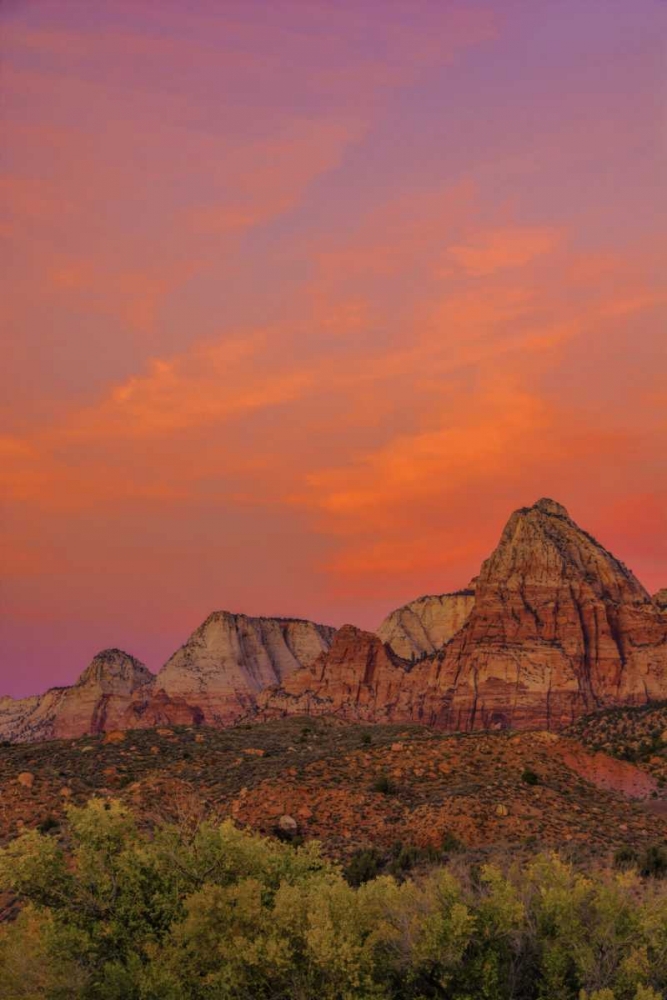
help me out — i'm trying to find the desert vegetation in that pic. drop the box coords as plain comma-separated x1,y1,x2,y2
2,800,667,999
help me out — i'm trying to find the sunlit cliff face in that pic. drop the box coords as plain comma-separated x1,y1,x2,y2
1,0,666,696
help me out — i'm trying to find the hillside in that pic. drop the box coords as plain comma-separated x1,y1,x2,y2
1,717,664,867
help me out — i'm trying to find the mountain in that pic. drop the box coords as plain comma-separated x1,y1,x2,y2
0,616,335,743
377,588,475,659
3,499,667,743
154,612,336,723
0,650,156,743
256,625,413,723
259,499,667,730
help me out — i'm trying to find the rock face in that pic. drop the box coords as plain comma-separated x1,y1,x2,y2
0,650,159,743
418,497,667,730
3,499,667,743
0,615,335,742
257,625,412,722
377,589,475,658
155,612,336,724
259,499,667,731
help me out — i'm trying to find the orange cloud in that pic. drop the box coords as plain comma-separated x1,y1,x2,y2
445,226,563,276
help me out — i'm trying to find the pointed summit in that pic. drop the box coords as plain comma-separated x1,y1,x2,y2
421,500,667,729
258,499,667,733
532,497,570,517
75,649,153,693
480,498,649,605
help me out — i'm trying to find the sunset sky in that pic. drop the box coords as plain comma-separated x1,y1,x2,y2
1,0,666,697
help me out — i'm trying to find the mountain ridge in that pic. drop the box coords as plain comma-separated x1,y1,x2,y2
3,498,666,743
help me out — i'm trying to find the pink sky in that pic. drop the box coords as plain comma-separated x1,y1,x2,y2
1,0,666,697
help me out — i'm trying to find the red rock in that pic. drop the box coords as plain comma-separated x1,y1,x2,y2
257,625,412,723
553,739,657,799
259,499,667,731
3,499,667,744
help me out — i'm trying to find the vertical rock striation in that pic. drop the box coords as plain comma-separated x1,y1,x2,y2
377,589,475,659
153,612,336,723
259,499,667,730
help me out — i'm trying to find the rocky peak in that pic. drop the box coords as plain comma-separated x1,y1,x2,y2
478,498,650,606
532,497,570,517
75,649,154,694
256,624,412,722
156,610,336,723
654,589,667,611
259,500,667,732
377,588,475,658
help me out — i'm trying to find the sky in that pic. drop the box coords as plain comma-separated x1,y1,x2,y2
1,0,666,697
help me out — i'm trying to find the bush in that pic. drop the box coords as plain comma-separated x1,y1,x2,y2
36,816,60,835
442,830,465,853
344,847,383,886
639,844,667,878
371,773,397,795
521,769,540,785
4,802,667,999
360,731,372,746
613,844,639,869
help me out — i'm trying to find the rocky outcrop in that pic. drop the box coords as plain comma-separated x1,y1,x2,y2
155,612,336,724
256,625,412,722
0,650,158,743
377,589,475,659
260,499,667,731
414,497,667,731
3,499,667,743
0,615,335,742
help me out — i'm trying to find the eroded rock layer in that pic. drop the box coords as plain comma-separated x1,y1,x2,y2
259,499,667,730
377,589,475,658
0,616,336,742
155,612,336,724
0,650,161,743
3,499,667,742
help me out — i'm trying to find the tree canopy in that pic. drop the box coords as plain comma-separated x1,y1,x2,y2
1,799,666,999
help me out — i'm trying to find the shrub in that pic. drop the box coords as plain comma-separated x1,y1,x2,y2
521,769,540,785
613,844,639,869
344,847,383,886
4,803,667,999
442,830,464,853
36,816,60,835
371,773,397,795
639,844,667,878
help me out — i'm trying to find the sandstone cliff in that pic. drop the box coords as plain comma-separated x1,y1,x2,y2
259,499,667,730
0,650,159,743
257,625,412,722
4,499,667,743
377,589,475,658
154,612,336,724
0,615,336,742
418,497,667,730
